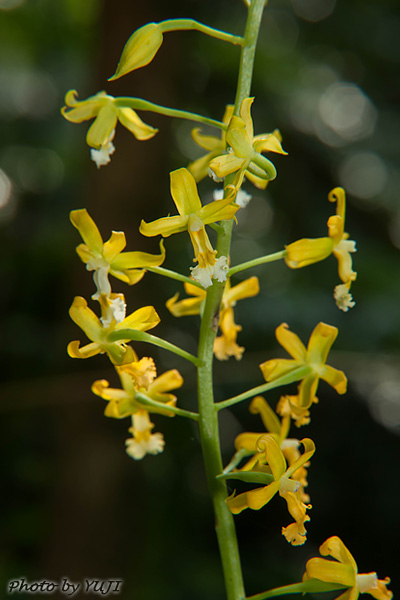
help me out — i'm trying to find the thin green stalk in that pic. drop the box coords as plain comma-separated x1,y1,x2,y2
135,392,199,421
228,250,287,278
114,97,225,130
108,329,202,366
160,19,244,46
195,2,267,600
247,581,348,600
216,366,311,411
147,265,203,288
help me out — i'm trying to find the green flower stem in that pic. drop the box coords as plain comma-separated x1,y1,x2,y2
247,581,348,600
147,265,203,288
228,250,287,277
114,97,226,130
135,392,199,421
107,329,202,367
160,19,244,46
216,366,312,412
195,2,267,600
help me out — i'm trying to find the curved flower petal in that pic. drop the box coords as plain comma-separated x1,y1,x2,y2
257,434,287,481
224,276,260,305
319,365,347,394
170,168,202,215
148,369,183,394
260,358,304,381
275,322,308,361
245,479,281,510
70,209,104,254
86,103,118,149
320,537,358,571
306,558,356,587
166,292,204,317
111,240,165,270
91,379,131,401
103,231,127,262
307,322,338,365
249,396,281,435
117,107,158,140
67,340,101,359
140,214,189,237
191,128,224,152
118,305,160,332
69,296,103,342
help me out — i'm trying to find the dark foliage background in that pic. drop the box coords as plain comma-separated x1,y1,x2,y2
1,0,399,598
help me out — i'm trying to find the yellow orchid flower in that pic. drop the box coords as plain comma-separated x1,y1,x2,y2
92,356,183,460
166,276,259,359
140,168,239,288
61,90,157,167
260,322,347,409
209,97,287,190
67,293,160,365
303,536,392,600
187,105,234,182
276,393,319,428
233,396,310,503
70,208,165,298
125,409,165,460
91,356,183,418
285,188,357,311
227,433,315,545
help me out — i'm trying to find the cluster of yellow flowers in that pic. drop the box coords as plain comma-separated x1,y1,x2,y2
61,14,391,600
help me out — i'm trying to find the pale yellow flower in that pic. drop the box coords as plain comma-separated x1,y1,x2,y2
303,536,392,600
70,208,165,298
209,97,287,190
140,168,239,288
166,276,259,359
260,322,347,409
68,294,160,365
285,188,357,310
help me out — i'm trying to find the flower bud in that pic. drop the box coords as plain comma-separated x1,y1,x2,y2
109,23,163,81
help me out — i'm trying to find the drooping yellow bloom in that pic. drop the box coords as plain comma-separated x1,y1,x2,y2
109,23,163,81
67,294,160,365
70,208,165,298
227,433,315,545
260,322,347,409
285,188,357,311
166,276,259,359
61,90,157,167
276,393,319,428
209,97,287,190
92,356,183,460
140,168,239,288
303,536,392,600
187,105,234,182
233,396,311,503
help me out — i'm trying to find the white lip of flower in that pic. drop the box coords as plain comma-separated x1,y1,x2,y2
334,283,356,312
280,438,300,451
208,167,224,182
356,573,378,593
190,256,228,289
213,188,252,208
90,139,116,169
100,295,127,327
88,262,111,300
279,475,301,494
125,433,165,460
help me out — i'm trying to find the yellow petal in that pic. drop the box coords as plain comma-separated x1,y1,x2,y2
117,107,158,140
246,479,281,510
148,369,183,394
209,153,247,178
102,231,126,262
306,558,356,587
109,23,163,80
239,97,254,138
234,432,264,452
69,296,103,343
188,152,216,182
253,132,288,155
67,340,101,359
307,322,338,365
191,127,224,152
319,365,347,394
111,240,165,269
111,269,146,286
70,209,104,254
245,169,269,190
257,434,287,481
319,536,358,571
285,438,315,479
249,396,281,435
140,214,189,237
226,490,252,514
91,379,130,401
170,168,202,216
197,195,240,224
328,187,346,221
276,322,307,362
285,237,334,269
118,305,160,332
166,293,204,317
86,103,118,149
61,90,103,123
224,276,260,305
368,578,393,600
260,358,304,381
298,374,320,409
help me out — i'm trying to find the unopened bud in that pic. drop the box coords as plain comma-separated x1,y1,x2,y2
109,23,163,81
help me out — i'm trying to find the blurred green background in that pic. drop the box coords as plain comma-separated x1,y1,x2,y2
1,0,399,598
